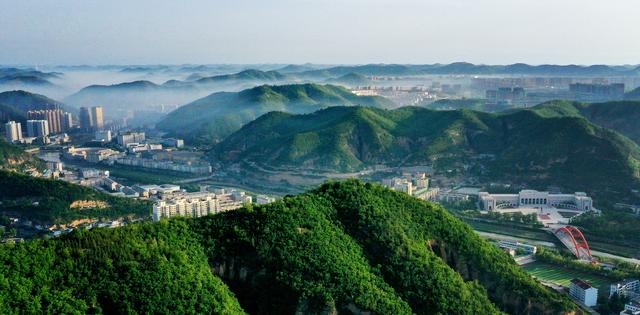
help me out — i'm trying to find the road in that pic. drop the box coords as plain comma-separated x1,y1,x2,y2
475,231,640,265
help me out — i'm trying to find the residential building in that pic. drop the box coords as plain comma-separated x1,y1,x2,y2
161,138,184,148
4,121,23,142
95,130,112,142
91,106,104,129
621,297,640,315
114,156,211,174
27,109,72,133
79,107,92,130
26,120,49,138
117,132,146,147
569,278,598,307
611,279,640,298
256,195,276,205
152,191,252,221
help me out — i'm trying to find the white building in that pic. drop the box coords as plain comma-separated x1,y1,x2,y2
4,121,23,142
256,195,276,205
570,278,598,307
26,120,49,138
117,132,145,147
611,279,640,298
152,191,252,221
621,297,640,315
95,130,112,142
479,190,593,212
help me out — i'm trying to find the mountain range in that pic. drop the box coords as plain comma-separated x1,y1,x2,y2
0,68,60,87
0,180,576,314
213,105,640,201
158,83,393,144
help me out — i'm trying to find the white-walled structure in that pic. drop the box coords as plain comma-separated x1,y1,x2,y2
479,190,593,212
569,278,598,307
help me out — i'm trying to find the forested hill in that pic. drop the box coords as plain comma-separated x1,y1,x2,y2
0,90,65,121
213,106,640,201
0,139,42,171
0,180,578,314
0,171,151,224
158,83,393,144
532,100,640,145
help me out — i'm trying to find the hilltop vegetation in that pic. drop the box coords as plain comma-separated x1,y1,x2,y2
0,180,577,314
159,83,393,144
0,90,64,115
213,106,640,200
532,100,640,144
326,72,373,87
0,139,43,171
0,171,151,224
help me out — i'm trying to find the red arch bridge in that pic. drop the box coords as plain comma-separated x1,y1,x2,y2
553,226,593,261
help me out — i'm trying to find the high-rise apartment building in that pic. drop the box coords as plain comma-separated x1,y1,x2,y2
91,106,104,129
79,106,104,130
27,109,74,133
26,120,50,138
4,121,23,142
63,112,73,130
79,107,92,130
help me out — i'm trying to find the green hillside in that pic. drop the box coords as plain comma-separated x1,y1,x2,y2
158,83,394,144
326,72,373,86
0,180,577,314
0,171,151,224
213,106,640,200
625,87,640,100
0,139,42,171
532,100,640,144
0,90,64,120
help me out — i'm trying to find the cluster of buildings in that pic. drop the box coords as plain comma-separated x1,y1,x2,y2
611,279,640,315
381,172,440,200
485,87,526,103
5,120,72,144
27,109,74,134
152,189,253,221
113,156,211,174
569,83,625,100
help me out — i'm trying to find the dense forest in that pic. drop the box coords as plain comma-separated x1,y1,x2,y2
0,180,578,314
0,170,151,223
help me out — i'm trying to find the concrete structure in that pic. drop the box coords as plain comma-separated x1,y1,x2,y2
117,132,146,147
497,240,537,255
621,297,640,315
152,190,252,221
569,278,598,307
27,109,72,133
611,279,640,298
161,138,184,148
79,107,92,130
479,190,593,212
91,106,104,129
95,130,112,142
26,120,49,138
256,195,276,205
114,156,211,174
79,106,104,130
4,121,23,142
63,147,121,163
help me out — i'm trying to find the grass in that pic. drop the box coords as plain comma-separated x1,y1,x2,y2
522,261,612,296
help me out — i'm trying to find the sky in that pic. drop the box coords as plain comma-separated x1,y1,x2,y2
0,0,638,66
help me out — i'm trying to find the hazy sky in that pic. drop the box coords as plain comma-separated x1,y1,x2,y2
1,0,638,65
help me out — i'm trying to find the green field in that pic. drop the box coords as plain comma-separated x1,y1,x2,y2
522,261,612,296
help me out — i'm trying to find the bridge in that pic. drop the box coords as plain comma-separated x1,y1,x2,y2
553,226,593,261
